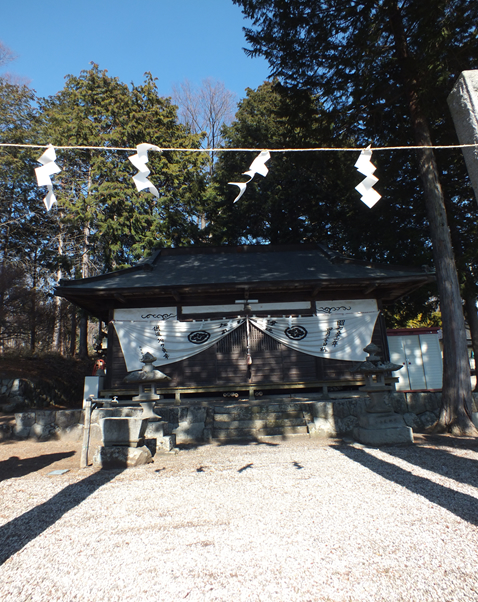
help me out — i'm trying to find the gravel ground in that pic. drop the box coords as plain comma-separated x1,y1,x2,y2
1,435,478,602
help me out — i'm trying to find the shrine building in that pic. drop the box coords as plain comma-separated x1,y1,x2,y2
55,243,434,402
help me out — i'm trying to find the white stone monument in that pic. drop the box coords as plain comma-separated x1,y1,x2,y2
448,70,478,206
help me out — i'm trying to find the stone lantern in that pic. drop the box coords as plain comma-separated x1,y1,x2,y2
93,353,172,467
98,353,168,448
123,352,171,418
352,343,413,445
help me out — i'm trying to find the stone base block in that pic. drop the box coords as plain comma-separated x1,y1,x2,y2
15,412,36,429
353,425,414,446
155,435,176,452
144,420,167,438
92,445,153,469
30,422,58,440
56,410,82,429
311,416,336,435
0,423,12,440
172,422,205,443
13,425,31,439
100,417,149,447
358,411,407,430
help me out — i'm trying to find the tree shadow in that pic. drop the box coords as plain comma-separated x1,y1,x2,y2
381,443,478,489
415,433,478,451
0,468,121,566
0,452,76,482
216,437,280,447
175,436,280,452
333,444,478,526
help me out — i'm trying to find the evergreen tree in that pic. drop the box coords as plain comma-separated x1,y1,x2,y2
40,65,208,274
232,0,478,434
0,79,59,352
212,81,438,322
35,66,209,357
211,81,432,258
209,82,356,245
0,80,41,262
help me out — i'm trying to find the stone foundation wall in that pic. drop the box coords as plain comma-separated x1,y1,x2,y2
12,410,84,441
309,391,455,436
0,377,67,412
5,391,478,444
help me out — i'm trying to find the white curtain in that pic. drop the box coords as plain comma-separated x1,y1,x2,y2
250,312,379,362
113,301,379,372
114,318,245,371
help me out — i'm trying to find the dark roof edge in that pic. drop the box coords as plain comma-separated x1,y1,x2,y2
152,243,435,274
57,243,435,288
55,274,436,298
57,249,163,286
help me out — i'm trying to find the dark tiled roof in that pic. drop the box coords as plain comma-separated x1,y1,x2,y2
55,244,435,320
57,244,433,291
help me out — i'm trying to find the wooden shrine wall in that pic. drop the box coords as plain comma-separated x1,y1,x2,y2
107,317,387,390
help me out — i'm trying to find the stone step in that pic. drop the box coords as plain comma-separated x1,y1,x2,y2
214,410,305,422
213,417,307,429
214,403,308,414
213,425,309,440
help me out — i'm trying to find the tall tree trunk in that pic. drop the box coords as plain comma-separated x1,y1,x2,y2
70,305,77,357
52,219,64,353
78,223,90,360
30,256,37,354
78,169,92,360
0,270,4,354
441,174,478,396
52,297,63,353
78,311,88,360
388,2,475,434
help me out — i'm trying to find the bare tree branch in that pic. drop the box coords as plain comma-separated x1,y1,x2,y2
0,41,16,68
172,77,237,149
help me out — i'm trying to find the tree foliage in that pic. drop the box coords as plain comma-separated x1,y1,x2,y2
209,82,355,244
210,80,433,259
234,1,478,136
40,65,208,273
232,0,478,433
211,81,439,323
0,79,61,352
0,66,211,354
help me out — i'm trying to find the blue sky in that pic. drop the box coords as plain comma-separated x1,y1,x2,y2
1,0,270,101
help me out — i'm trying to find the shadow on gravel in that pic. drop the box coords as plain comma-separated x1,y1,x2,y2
0,469,121,565
381,445,478,489
176,437,280,452
334,444,478,526
0,452,76,482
